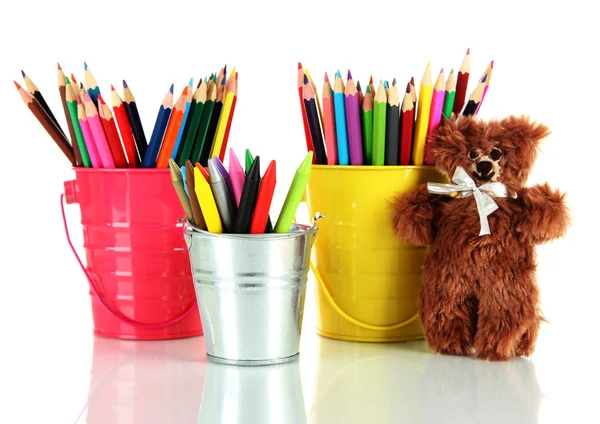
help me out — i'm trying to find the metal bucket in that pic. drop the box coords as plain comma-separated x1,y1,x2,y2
184,216,321,366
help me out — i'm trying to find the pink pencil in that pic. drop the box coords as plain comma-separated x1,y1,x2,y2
228,148,245,206
424,68,446,165
84,93,116,168
76,94,102,168
322,72,338,165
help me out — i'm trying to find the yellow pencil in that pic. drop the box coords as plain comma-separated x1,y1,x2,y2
193,167,223,233
210,72,236,158
411,62,433,165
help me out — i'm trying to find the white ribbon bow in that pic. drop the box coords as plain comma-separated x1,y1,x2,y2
427,166,515,236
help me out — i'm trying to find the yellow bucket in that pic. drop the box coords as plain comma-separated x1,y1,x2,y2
305,165,445,342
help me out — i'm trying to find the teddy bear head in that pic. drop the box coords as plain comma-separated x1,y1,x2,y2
429,115,551,191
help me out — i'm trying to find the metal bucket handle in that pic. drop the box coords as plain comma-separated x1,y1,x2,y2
60,190,198,329
298,195,420,332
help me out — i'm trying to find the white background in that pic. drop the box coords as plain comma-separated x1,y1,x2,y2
1,1,598,423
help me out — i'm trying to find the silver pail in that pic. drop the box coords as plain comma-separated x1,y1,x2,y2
184,216,322,366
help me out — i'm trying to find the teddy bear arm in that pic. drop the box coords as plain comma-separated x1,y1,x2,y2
518,183,570,244
390,184,437,246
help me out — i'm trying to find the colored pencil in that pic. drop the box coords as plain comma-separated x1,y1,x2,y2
322,72,338,165
142,84,173,167
409,76,417,145
361,85,374,165
333,71,349,165
234,156,261,234
178,81,207,166
411,62,433,165
210,71,236,159
298,62,314,161
156,85,189,168
250,160,277,234
57,64,82,166
174,80,199,161
228,148,245,206
304,68,324,136
368,75,376,101
76,94,102,168
453,48,471,115
385,79,400,166
372,80,387,166
344,70,363,165
442,69,456,120
476,60,494,115
65,77,91,167
462,73,487,116
84,93,116,168
21,70,66,139
15,81,75,165
168,158,195,226
84,62,101,107
424,68,446,165
219,70,238,161
274,151,313,233
303,75,327,165
193,166,222,233
123,80,148,160
195,81,217,166
98,94,128,168
111,85,139,167
185,160,207,230
202,82,224,165
357,80,364,105
399,82,415,166
207,158,237,233
170,79,194,164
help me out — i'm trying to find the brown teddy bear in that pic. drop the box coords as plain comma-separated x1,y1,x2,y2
391,115,570,361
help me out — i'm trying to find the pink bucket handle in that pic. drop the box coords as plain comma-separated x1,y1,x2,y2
60,191,198,329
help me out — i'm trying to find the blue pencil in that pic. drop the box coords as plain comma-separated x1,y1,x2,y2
84,62,101,107
142,84,174,167
333,70,349,165
171,79,194,161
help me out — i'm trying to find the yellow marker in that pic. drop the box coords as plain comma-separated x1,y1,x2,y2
411,62,433,165
210,72,236,158
193,167,223,233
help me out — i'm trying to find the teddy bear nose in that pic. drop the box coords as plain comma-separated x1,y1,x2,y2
476,160,493,175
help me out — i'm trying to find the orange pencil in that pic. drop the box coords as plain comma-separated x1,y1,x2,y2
156,85,190,168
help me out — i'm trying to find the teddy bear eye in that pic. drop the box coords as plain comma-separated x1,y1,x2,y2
490,148,503,161
468,148,480,160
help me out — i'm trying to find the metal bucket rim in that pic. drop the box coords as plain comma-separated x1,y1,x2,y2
183,220,319,240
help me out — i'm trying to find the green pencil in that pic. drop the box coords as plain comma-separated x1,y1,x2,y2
177,82,207,166
361,85,374,165
194,80,217,166
274,151,313,233
442,69,456,120
372,81,387,166
65,77,91,167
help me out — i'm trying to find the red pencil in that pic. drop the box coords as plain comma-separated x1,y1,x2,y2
298,62,315,163
453,48,471,115
250,160,276,234
111,85,139,167
399,82,414,165
98,94,128,168
219,71,238,162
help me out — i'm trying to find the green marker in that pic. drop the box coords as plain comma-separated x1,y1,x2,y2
245,148,254,174
274,151,313,233
65,77,91,167
442,69,456,120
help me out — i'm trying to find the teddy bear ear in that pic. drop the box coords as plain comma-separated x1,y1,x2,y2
499,115,551,146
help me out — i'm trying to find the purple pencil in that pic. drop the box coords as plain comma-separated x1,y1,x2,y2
344,70,363,165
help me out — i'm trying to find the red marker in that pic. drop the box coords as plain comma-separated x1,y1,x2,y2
250,160,277,234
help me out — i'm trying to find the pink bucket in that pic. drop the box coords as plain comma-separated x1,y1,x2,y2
61,168,202,340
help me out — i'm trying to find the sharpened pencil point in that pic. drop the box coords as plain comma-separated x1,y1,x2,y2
440,68,444,73
84,62,88,70
467,47,471,54
490,60,494,68
481,74,488,83
111,85,115,91
336,70,341,78
356,81,362,91
57,63,62,70
366,85,371,94
410,76,415,85
65,76,71,84
123,80,128,88
303,74,309,85
324,72,329,83
188,78,193,87
392,78,397,86
450,68,454,74
14,80,21,89
347,69,353,80
298,62,302,69
406,82,411,93
369,75,373,84
221,74,226,85
169,83,174,94
20,70,25,78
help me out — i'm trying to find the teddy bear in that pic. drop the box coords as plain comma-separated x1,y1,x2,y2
391,115,570,361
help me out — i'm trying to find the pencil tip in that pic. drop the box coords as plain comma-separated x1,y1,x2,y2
298,62,302,69
365,84,371,94
20,70,25,78
324,72,329,83
170,83,174,94
188,77,193,86
406,82,411,93
347,69,353,80
450,68,454,74
482,74,488,83
111,85,116,91
336,70,341,78
123,80,128,88
303,74,309,84
410,76,415,84
13,80,21,89
467,47,470,54
392,78,397,86
490,60,494,68
369,75,373,84
57,62,62,70
356,80,361,91
84,61,88,70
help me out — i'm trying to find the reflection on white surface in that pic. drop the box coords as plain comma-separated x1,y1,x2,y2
308,336,542,424
198,359,306,423
78,336,207,424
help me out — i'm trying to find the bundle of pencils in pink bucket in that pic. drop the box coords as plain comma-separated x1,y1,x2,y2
14,62,238,169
